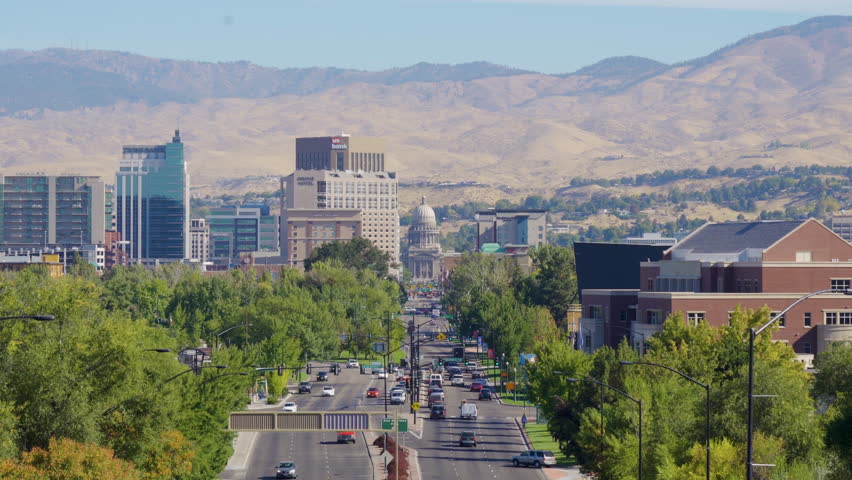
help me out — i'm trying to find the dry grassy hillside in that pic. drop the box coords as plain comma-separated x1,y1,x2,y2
2,17,851,207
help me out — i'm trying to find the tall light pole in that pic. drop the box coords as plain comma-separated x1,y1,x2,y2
565,375,643,480
621,360,710,480
746,288,852,479
215,324,252,349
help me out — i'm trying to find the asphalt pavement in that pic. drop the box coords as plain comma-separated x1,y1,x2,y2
407,314,545,480
237,365,383,480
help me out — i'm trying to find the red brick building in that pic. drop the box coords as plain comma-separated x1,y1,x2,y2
580,219,852,366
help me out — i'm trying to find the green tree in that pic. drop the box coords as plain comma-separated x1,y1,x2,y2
813,343,852,479
304,237,391,277
524,245,578,326
0,437,141,480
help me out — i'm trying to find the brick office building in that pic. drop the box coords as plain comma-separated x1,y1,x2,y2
580,219,852,366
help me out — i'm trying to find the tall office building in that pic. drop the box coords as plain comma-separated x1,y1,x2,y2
189,218,210,263
296,136,386,172
0,175,107,247
282,135,399,270
207,205,279,260
116,130,189,261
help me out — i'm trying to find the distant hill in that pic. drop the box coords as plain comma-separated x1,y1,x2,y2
0,16,851,202
0,48,532,113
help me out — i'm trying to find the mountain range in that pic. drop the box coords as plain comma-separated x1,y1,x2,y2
1,15,851,200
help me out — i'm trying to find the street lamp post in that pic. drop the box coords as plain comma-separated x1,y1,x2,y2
215,324,252,349
621,360,710,480
199,371,251,386
563,375,643,480
746,288,851,479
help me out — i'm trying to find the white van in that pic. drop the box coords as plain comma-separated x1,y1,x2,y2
460,402,478,420
390,391,406,405
429,373,443,387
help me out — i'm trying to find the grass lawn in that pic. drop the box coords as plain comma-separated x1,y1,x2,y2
499,392,530,406
524,424,575,467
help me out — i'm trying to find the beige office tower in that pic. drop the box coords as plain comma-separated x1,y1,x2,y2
282,135,400,272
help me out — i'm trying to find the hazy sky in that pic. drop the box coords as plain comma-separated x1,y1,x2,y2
1,1,848,74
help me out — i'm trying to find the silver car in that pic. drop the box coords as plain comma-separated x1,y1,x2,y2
512,450,556,468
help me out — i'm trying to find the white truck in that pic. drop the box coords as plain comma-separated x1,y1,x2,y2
460,402,478,420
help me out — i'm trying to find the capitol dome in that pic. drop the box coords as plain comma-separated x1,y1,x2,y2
409,197,440,248
412,196,437,227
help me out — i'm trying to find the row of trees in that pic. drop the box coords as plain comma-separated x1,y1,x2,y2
0,251,404,479
526,310,851,480
442,246,577,368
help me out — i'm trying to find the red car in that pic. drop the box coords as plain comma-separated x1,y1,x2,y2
469,382,483,392
367,387,381,398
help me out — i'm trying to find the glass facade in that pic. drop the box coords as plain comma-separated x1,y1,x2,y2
0,176,105,247
116,131,188,260
207,205,278,260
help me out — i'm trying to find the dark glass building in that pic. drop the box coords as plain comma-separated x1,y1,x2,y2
116,130,189,261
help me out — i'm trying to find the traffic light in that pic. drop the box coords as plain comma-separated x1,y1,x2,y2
494,359,500,368
277,365,284,376
464,359,470,366
405,378,411,390
438,358,443,366
306,363,312,375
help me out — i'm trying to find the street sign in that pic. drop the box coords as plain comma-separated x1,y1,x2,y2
506,382,516,391
398,419,408,433
382,418,394,430
436,333,446,341
412,402,420,411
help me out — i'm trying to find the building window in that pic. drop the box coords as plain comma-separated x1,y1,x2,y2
771,311,786,327
804,312,811,328
825,311,852,325
803,342,811,354
831,279,851,291
687,312,705,326
646,278,654,291
646,310,661,324
795,251,812,262
587,305,602,319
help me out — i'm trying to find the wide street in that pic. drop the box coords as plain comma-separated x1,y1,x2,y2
226,296,546,480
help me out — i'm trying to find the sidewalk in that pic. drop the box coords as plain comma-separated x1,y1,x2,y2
219,392,291,479
364,430,421,480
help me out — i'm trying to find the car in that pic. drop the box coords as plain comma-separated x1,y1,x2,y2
347,359,359,368
390,391,405,405
322,386,335,397
458,431,478,447
376,369,388,379
282,402,298,412
390,386,404,394
429,379,442,389
470,382,483,392
451,375,464,387
512,450,557,468
298,381,312,394
471,371,484,380
479,389,493,401
460,402,478,419
428,385,443,394
317,371,329,381
429,404,446,419
367,387,381,398
337,431,356,444
275,461,297,479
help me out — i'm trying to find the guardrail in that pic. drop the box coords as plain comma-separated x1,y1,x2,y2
228,411,395,432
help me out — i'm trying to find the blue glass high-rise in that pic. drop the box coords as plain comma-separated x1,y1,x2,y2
116,130,189,261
